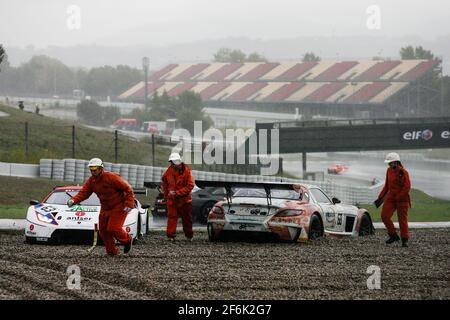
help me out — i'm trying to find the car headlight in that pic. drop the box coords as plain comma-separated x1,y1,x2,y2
275,209,304,217
35,211,58,225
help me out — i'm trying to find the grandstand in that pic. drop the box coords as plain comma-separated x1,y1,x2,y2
119,59,440,119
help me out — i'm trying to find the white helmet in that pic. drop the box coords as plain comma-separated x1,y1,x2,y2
384,152,401,164
168,153,182,162
88,158,104,168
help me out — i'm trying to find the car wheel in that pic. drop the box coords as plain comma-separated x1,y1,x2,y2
198,202,215,224
145,210,150,235
358,213,374,236
133,216,141,244
308,214,323,240
207,223,219,242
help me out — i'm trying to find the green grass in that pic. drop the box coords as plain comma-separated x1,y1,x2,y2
0,205,28,219
1,176,449,221
362,189,450,222
0,104,170,166
0,175,158,219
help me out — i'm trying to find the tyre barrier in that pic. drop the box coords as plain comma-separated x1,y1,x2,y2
119,164,129,181
103,162,113,172
39,159,52,179
63,159,76,182
75,160,87,182
128,165,138,187
111,163,121,174
52,159,65,181
36,159,380,205
136,166,145,188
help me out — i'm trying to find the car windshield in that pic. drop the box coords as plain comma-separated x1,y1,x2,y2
233,188,302,200
45,190,100,206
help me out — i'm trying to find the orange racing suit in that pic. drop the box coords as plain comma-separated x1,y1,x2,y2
71,171,134,255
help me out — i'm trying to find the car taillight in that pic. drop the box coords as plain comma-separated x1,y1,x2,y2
275,209,304,217
211,206,224,215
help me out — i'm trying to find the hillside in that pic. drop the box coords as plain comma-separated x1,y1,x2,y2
0,103,169,166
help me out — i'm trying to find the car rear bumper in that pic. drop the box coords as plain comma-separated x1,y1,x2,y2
209,219,304,242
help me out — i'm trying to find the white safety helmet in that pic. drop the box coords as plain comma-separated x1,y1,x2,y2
384,152,401,164
168,153,182,162
88,157,104,168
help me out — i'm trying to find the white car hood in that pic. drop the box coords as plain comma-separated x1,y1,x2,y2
30,203,100,229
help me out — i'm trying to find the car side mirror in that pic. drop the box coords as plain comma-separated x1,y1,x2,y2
332,197,341,204
30,200,40,205
141,204,151,209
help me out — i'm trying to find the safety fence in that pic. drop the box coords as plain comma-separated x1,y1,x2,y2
38,159,380,205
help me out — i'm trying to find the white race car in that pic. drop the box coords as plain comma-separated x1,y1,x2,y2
197,180,375,242
25,185,150,244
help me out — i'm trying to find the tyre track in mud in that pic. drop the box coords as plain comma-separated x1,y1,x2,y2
0,251,176,299
0,229,449,299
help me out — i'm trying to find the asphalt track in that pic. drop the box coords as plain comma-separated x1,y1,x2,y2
283,157,450,200
0,229,448,300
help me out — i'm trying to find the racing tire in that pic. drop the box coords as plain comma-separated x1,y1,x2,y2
207,223,219,242
133,215,141,245
308,214,324,240
198,202,215,225
358,213,375,236
145,211,150,235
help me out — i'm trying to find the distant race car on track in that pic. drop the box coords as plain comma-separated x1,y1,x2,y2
327,164,349,175
197,180,375,242
25,186,150,244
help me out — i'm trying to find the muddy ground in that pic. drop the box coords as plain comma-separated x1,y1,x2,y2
0,229,448,300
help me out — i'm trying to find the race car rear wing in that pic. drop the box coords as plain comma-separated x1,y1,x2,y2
195,180,296,206
133,188,148,195
143,181,162,193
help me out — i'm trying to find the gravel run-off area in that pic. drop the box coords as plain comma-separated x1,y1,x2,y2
0,229,448,300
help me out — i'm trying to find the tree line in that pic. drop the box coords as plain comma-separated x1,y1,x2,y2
77,90,212,134
0,50,142,98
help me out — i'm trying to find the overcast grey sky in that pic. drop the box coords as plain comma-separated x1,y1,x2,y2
1,0,450,48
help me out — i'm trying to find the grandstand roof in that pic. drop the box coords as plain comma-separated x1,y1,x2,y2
119,60,439,104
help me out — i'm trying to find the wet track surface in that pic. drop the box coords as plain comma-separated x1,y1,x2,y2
0,229,449,300
284,158,450,200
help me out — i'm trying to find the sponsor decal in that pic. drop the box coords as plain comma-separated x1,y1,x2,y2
67,205,98,212
35,206,58,225
441,130,450,139
75,211,86,217
67,216,92,222
26,231,37,235
403,129,433,141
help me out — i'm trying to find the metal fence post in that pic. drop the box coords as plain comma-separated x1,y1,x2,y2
72,125,75,158
152,134,155,166
25,122,29,160
114,130,118,163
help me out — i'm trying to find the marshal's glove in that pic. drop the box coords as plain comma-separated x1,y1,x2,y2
373,198,384,208
67,199,75,207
